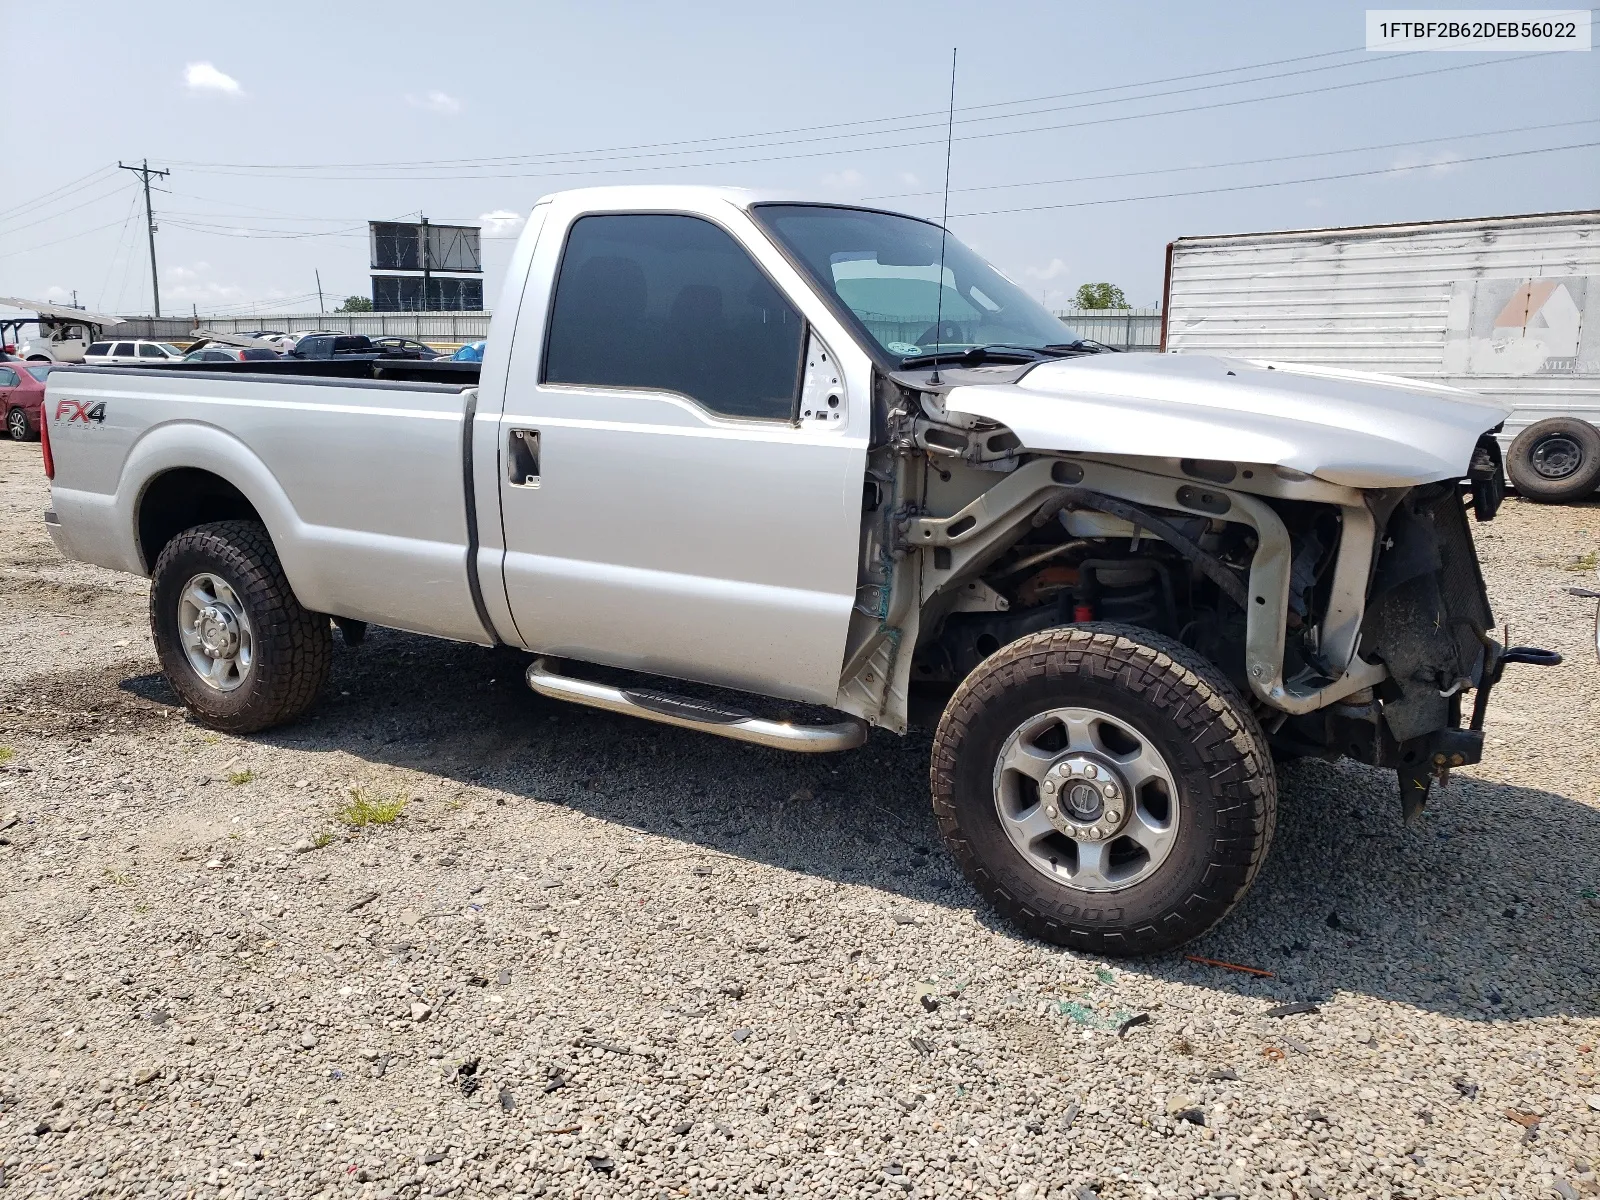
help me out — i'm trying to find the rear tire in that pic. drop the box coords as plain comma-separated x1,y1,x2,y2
6,407,32,441
930,624,1276,956
149,520,332,733
1507,418,1600,503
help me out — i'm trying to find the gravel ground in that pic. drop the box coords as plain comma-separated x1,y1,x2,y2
1,435,1598,1200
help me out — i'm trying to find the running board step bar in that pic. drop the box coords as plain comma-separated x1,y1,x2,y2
525,658,868,753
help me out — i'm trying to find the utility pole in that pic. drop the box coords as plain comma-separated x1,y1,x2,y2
420,215,430,313
119,159,170,317
315,270,325,315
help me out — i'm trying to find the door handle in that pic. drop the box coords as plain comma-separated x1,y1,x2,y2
507,428,540,488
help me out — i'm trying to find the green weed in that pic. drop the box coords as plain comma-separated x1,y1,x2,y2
227,770,256,786
336,787,406,828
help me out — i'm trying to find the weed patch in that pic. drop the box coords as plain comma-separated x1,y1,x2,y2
337,787,406,828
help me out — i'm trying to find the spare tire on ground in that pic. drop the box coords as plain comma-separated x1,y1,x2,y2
1507,417,1600,503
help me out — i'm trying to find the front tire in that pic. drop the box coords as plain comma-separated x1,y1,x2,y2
150,521,332,733
931,624,1276,956
1507,417,1600,503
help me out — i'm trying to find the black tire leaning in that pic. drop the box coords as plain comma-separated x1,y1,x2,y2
930,623,1277,956
149,520,332,733
1507,417,1600,503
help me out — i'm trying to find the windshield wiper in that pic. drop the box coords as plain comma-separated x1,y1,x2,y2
897,344,1051,368
1044,339,1120,354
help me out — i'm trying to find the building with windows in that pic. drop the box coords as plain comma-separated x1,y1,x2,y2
369,220,484,312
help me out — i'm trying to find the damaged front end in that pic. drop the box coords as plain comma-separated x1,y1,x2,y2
1272,437,1559,820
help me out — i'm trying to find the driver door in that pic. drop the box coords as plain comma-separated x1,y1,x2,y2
495,211,867,706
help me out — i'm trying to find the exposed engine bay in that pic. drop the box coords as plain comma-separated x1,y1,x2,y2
834,368,1533,818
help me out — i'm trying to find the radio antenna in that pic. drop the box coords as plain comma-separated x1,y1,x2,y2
929,47,957,386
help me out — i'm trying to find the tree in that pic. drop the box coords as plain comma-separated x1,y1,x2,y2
1072,283,1129,310
334,295,373,313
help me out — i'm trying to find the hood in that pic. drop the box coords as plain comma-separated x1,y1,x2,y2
942,353,1511,488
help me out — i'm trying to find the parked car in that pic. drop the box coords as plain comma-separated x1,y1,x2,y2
183,346,281,363
37,185,1553,957
371,337,442,360
289,333,423,360
82,340,187,365
1,362,50,440
451,340,485,362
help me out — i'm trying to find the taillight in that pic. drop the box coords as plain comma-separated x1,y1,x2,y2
39,403,54,479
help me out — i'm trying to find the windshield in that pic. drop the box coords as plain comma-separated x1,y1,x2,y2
24,365,53,382
754,204,1079,361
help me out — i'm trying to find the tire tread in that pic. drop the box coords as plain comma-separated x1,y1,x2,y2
930,623,1276,956
149,520,331,733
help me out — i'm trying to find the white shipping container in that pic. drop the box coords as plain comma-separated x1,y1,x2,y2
1160,210,1600,488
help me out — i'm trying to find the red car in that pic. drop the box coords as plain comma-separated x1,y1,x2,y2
2,361,51,441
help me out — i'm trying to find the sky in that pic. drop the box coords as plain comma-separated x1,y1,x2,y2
1,0,1595,321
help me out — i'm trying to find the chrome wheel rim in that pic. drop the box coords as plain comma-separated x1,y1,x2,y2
177,572,253,692
992,706,1180,892
6,409,25,440
1530,434,1583,480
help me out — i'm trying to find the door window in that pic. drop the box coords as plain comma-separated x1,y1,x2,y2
138,344,165,358
0,367,17,387
112,343,135,356
86,342,111,356
543,214,805,421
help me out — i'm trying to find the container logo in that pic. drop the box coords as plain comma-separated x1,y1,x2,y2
1444,276,1594,377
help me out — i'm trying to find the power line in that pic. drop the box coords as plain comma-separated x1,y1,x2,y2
0,216,135,262
0,180,137,238
163,46,1377,175
0,165,117,223
951,139,1600,218
866,116,1600,201
161,52,1548,183
96,193,144,310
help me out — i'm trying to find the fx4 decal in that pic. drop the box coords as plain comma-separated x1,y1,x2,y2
54,399,106,424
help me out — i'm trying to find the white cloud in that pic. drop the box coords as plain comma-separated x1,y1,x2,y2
162,261,244,306
1025,258,1071,282
478,210,525,237
408,90,463,115
184,62,243,97
821,168,867,193
897,171,920,187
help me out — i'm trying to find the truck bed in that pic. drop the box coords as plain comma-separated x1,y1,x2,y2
43,362,493,646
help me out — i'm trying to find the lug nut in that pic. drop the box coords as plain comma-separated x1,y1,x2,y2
1043,781,1055,794
1046,806,1058,818
1105,808,1122,824
1084,764,1098,779
1104,783,1118,798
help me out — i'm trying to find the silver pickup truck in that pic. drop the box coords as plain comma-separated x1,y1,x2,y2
39,185,1549,956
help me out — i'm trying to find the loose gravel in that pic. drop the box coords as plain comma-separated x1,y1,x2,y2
1,436,1598,1200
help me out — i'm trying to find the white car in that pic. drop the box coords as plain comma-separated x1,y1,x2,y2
82,339,188,365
